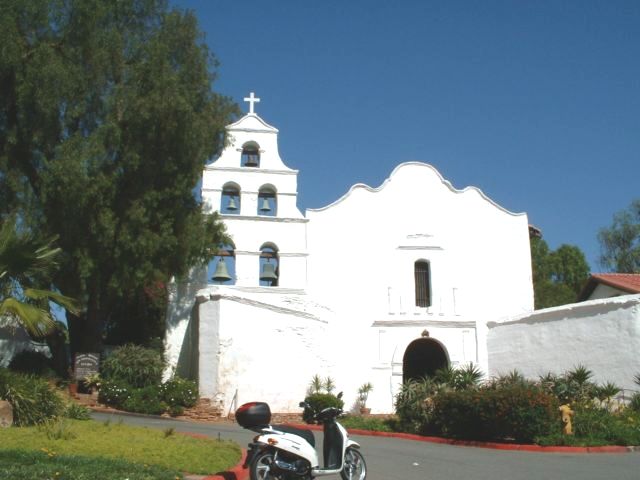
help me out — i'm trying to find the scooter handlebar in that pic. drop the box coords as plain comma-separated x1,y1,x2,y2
300,401,343,423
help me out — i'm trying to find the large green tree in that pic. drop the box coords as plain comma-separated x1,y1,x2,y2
0,0,234,353
598,199,640,273
530,237,590,309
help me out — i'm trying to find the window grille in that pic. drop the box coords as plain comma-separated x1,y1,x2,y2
415,261,431,307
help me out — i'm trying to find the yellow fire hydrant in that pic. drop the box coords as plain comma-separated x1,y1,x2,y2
559,404,574,435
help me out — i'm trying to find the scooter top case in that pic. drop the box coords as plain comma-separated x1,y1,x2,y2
236,402,271,428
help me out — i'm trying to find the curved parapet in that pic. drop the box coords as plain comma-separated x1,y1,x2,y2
307,161,525,217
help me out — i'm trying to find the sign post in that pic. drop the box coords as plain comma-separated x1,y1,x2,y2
74,353,100,382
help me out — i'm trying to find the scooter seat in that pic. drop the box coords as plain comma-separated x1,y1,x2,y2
272,424,316,448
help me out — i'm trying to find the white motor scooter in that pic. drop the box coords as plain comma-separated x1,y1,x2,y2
236,394,367,480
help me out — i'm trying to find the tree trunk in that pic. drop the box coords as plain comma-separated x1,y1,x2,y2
67,284,103,357
45,327,70,378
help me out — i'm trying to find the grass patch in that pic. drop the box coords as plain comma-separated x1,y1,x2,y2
0,418,241,476
0,449,181,480
341,415,396,432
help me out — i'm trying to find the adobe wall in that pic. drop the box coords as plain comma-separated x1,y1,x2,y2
487,294,640,393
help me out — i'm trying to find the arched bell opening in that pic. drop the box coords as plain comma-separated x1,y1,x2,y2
221,182,241,215
241,141,260,167
257,184,277,217
259,243,279,287
209,243,236,285
402,336,449,383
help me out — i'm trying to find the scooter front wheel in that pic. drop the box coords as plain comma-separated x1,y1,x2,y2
340,447,367,480
250,450,286,480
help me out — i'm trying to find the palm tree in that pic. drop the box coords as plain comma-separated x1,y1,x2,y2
0,217,77,339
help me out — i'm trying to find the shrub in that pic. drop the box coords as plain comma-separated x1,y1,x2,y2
340,414,394,432
434,363,484,391
121,385,166,415
98,379,132,408
629,393,640,412
303,393,344,424
101,344,164,388
489,370,535,390
64,402,92,420
537,405,640,446
8,350,55,378
537,366,598,404
394,377,437,434
168,404,185,417
0,368,64,426
432,384,558,443
160,377,198,409
572,404,640,446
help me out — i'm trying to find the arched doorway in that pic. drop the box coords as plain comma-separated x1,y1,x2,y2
402,337,449,383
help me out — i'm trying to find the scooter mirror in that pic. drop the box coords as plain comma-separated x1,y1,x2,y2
337,391,343,399
299,402,306,408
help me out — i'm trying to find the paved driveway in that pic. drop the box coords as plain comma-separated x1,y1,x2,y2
91,412,640,480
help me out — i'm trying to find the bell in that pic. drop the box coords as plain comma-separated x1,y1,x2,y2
260,261,278,282
259,197,271,212
227,196,237,211
245,154,259,167
212,258,232,282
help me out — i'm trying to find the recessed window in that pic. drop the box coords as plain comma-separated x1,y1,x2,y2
415,260,431,307
259,243,279,287
257,185,277,217
221,183,240,214
241,142,260,167
209,243,236,285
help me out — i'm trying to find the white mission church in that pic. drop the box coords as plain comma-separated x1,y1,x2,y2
165,93,640,414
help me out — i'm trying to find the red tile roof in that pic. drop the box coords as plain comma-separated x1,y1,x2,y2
578,273,640,301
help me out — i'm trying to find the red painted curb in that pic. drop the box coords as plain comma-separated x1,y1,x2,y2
178,435,248,480
200,449,248,480
281,423,637,454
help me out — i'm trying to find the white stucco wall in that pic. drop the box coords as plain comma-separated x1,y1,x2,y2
164,267,208,381
305,162,533,321
303,162,533,401
487,294,640,392
0,326,50,367
195,286,333,413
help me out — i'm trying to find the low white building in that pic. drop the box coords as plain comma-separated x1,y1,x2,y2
165,93,535,413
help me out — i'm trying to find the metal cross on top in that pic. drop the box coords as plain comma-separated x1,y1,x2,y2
244,91,260,114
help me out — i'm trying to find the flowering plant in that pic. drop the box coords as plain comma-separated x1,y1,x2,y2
84,373,102,391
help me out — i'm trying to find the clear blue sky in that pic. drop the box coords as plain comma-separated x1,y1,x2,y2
174,0,639,271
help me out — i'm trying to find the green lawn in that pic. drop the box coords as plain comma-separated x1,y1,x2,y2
0,418,241,478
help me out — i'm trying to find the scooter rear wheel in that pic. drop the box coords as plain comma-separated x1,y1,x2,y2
250,450,286,480
340,447,367,480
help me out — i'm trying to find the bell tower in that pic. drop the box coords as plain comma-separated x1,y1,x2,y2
201,93,308,289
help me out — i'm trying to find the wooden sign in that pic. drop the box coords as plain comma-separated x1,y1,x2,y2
74,353,100,381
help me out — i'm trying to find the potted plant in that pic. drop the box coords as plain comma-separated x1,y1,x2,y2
84,373,102,397
357,382,373,415
68,381,79,396
67,368,79,397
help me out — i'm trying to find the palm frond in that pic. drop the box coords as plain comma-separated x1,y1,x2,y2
24,288,80,315
0,298,56,337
